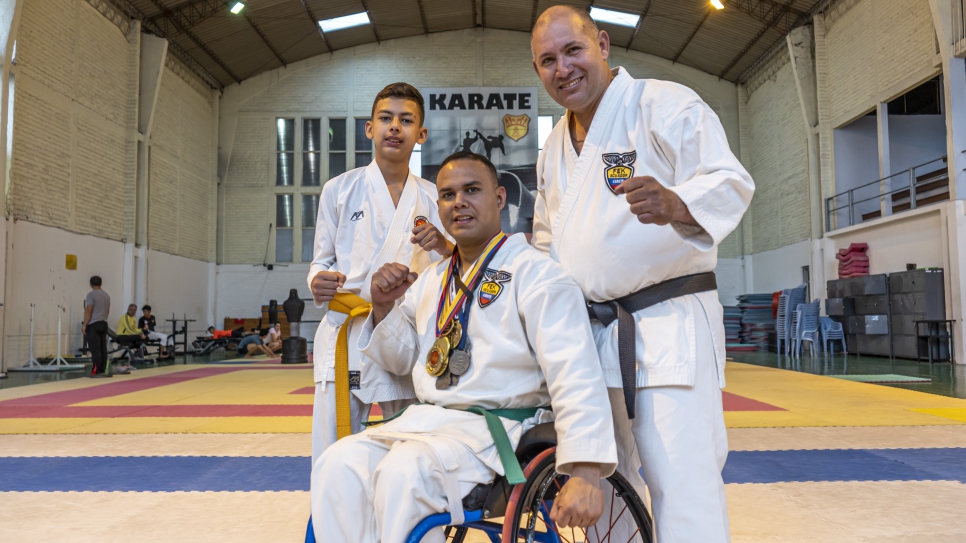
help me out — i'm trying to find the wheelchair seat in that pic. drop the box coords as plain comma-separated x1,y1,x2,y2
460,421,557,517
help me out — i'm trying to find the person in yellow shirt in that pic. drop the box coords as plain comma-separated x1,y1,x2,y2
117,304,143,337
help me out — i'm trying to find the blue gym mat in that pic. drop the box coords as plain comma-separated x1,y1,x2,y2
2,448,964,492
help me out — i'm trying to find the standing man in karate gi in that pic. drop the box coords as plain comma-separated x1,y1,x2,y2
530,6,755,542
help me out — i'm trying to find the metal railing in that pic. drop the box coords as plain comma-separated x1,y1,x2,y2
825,156,949,231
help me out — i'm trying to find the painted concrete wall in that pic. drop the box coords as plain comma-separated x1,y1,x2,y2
888,114,948,175
214,264,321,344
145,250,211,337
3,220,125,363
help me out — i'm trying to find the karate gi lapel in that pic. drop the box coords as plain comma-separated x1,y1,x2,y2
550,68,633,254
360,161,418,300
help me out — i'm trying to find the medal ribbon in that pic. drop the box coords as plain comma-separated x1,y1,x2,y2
435,232,508,337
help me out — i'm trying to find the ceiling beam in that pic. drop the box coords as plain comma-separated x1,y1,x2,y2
359,0,381,43
625,0,654,50
530,0,539,30
718,1,795,79
145,0,224,38
245,14,286,68
671,7,710,63
146,0,241,83
481,0,486,29
298,0,332,53
728,0,806,35
418,0,430,33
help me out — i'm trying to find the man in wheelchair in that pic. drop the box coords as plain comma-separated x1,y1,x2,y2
310,152,618,542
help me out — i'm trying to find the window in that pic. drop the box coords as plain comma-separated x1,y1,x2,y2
302,193,320,262
329,118,347,179
276,118,295,186
276,194,294,262
355,118,371,167
538,115,554,151
303,118,322,186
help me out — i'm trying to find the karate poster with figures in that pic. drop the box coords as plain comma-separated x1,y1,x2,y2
421,87,539,234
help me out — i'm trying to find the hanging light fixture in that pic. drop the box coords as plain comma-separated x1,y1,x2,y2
229,1,245,14
710,0,725,9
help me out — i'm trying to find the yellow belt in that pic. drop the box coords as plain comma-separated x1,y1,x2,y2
328,292,372,440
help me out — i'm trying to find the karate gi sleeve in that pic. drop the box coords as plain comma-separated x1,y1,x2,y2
519,274,618,477
357,283,421,377
656,103,755,251
307,183,341,308
530,151,552,255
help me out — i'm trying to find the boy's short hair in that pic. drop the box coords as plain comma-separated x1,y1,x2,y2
90,276,102,287
439,151,499,187
371,83,425,126
142,305,152,311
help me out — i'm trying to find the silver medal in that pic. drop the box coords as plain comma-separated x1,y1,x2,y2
435,370,450,389
449,349,471,376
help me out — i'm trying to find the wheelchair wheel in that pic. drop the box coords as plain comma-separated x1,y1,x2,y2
505,451,653,542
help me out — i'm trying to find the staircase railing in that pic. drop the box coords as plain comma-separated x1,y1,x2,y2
825,156,949,231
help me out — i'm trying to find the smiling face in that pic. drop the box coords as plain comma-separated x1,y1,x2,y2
436,159,505,247
531,7,612,116
127,304,137,317
366,97,428,164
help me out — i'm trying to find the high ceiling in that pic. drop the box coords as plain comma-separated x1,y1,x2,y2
110,0,826,89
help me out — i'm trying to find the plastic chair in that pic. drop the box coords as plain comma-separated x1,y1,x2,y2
776,292,789,355
797,299,821,355
820,316,847,355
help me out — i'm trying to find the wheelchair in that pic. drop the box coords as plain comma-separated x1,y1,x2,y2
305,422,654,542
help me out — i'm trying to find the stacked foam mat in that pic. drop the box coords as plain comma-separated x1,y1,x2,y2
836,243,869,278
890,268,946,360
736,293,776,350
723,306,743,341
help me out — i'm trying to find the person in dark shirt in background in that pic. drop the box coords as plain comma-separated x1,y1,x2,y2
139,305,174,359
83,276,111,378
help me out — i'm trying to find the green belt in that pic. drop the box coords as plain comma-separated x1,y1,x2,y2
364,404,543,485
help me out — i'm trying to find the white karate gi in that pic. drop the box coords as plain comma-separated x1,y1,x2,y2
311,234,617,543
307,161,449,464
533,67,754,543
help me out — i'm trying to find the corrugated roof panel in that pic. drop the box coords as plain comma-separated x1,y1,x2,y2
324,24,380,50
484,0,534,32
367,0,427,40
421,0,473,33
305,0,368,21
680,7,765,78
632,0,708,61
247,2,327,61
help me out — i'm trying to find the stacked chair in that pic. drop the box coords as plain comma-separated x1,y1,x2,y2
793,299,822,356
776,284,808,355
820,316,847,354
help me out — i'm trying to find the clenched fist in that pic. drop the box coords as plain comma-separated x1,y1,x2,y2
311,270,346,304
370,263,418,325
549,464,604,529
615,176,697,226
411,222,454,256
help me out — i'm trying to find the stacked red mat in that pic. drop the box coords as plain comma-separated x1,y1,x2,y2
837,243,869,278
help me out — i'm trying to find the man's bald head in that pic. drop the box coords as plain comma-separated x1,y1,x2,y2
532,5,599,53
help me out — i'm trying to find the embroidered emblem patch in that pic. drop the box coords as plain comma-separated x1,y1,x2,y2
602,151,637,194
502,114,531,142
414,215,429,228
348,371,361,390
478,269,512,308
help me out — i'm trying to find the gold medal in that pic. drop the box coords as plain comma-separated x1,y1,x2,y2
426,336,451,377
447,320,462,349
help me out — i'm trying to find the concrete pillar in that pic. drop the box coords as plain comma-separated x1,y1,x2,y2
928,0,966,364
787,26,827,304
876,102,892,216
0,0,23,375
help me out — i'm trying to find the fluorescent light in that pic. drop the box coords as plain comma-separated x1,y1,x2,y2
710,0,725,9
229,1,244,14
319,12,370,33
589,7,640,28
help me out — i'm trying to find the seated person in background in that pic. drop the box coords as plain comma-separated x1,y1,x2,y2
236,330,275,358
117,304,142,337
310,152,617,542
139,305,174,358
265,323,283,353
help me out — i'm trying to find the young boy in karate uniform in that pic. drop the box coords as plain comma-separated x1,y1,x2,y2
308,83,453,464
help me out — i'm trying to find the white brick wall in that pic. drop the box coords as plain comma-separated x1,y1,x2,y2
9,0,130,241
825,0,938,125
148,65,215,261
739,53,811,256
220,29,741,264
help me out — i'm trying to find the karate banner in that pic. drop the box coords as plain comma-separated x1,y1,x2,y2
421,87,539,233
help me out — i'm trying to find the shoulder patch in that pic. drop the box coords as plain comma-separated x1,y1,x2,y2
478,269,512,308
602,151,637,194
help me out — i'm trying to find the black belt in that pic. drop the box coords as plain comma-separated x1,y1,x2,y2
587,272,717,418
